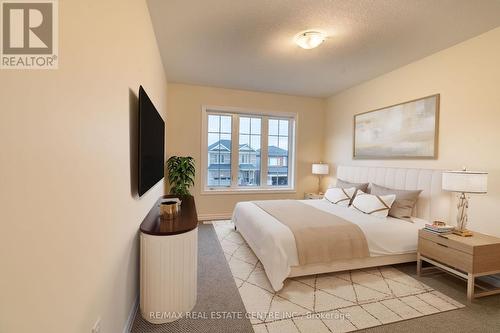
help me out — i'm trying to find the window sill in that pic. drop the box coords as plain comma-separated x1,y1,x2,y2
201,187,296,195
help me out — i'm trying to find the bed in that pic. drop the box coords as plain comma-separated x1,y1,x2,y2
232,165,451,291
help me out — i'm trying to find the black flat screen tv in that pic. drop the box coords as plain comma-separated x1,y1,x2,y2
138,86,165,196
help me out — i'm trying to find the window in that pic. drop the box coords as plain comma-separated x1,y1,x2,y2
202,107,295,192
268,119,289,186
207,114,232,187
238,116,261,187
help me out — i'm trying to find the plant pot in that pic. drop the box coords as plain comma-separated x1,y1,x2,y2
160,199,181,220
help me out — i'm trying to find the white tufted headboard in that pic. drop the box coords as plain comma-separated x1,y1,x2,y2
336,165,452,222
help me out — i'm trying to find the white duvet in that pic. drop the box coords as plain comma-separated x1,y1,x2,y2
232,199,426,291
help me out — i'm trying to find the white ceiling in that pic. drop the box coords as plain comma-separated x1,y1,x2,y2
147,0,500,97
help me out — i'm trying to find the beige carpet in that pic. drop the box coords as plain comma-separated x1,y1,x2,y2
214,221,464,333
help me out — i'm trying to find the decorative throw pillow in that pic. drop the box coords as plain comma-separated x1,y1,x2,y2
336,179,369,192
324,187,356,206
335,179,369,204
370,184,422,221
351,190,396,218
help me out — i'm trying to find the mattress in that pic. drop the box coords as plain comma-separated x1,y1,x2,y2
232,199,426,290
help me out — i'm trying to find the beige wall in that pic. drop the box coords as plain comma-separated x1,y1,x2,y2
167,83,325,218
1,3,498,331
0,1,167,332
324,27,500,237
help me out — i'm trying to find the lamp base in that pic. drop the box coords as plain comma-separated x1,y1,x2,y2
453,229,473,237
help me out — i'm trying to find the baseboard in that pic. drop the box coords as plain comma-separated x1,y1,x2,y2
198,213,232,222
123,295,139,333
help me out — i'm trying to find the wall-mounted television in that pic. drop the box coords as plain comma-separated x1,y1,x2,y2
138,86,165,196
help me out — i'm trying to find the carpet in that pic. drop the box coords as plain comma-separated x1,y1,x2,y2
214,220,464,333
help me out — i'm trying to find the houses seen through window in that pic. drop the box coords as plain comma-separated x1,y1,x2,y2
207,115,232,187
204,109,295,191
267,119,289,186
238,117,261,186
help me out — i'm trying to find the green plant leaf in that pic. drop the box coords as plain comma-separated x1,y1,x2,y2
166,156,196,195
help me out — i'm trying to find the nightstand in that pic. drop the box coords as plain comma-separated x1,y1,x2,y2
417,229,500,302
304,192,324,200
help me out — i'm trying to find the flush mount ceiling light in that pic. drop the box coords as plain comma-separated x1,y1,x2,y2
295,31,326,49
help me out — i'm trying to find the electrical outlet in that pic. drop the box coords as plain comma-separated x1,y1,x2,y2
91,318,101,333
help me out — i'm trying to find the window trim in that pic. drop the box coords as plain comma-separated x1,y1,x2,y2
200,105,297,195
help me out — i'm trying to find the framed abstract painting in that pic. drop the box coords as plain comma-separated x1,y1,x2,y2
353,94,439,159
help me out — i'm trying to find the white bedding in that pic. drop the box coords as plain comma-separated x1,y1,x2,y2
232,199,427,291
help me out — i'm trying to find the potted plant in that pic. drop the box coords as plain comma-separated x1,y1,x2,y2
166,156,195,196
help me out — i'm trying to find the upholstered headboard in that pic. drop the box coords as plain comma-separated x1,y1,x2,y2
336,165,451,222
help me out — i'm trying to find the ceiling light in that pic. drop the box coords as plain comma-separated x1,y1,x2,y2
295,31,326,49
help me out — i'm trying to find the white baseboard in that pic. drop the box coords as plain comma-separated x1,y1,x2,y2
198,213,232,221
123,295,139,333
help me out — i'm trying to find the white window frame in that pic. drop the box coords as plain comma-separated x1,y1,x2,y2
201,105,297,194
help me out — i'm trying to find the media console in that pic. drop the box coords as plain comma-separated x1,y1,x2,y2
139,195,198,324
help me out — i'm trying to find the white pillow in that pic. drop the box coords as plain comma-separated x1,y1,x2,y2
324,187,356,206
351,190,396,218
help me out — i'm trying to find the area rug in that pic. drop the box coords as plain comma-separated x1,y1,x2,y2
213,220,464,333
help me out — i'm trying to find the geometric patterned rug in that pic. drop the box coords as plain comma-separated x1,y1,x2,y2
213,221,464,333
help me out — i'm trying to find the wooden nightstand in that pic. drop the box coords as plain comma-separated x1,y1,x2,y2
304,192,324,200
417,229,500,302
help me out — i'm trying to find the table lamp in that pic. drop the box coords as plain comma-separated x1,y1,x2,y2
312,162,329,194
442,168,488,237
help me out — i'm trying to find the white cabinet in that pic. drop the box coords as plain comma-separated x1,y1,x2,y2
139,195,198,323
140,228,198,323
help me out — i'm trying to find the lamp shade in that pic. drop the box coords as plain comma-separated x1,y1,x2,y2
312,163,329,175
442,170,488,194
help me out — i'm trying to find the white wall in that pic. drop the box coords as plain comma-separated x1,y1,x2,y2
324,27,500,237
0,1,167,332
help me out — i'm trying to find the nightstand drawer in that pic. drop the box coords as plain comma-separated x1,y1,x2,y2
418,230,472,254
419,238,473,272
